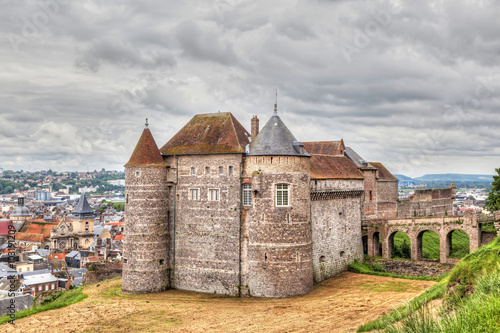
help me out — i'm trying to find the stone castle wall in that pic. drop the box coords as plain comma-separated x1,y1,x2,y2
362,170,377,218
242,155,313,298
398,188,453,218
167,154,244,296
122,166,171,294
310,179,364,283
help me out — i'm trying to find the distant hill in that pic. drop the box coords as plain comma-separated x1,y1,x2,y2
414,174,494,182
394,174,412,181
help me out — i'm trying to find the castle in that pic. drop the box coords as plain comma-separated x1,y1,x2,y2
122,104,436,298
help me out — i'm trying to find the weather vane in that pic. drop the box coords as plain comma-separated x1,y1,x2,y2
145,118,149,128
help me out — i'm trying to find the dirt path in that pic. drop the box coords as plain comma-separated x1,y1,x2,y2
3,272,435,333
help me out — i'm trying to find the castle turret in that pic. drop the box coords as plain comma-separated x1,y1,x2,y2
69,193,95,249
241,104,313,297
122,120,171,294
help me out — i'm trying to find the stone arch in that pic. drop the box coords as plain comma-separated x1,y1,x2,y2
373,232,381,257
416,230,440,260
388,231,411,259
362,236,368,255
446,229,470,258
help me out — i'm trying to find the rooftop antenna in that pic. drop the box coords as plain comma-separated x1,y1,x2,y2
274,89,278,115
145,118,149,128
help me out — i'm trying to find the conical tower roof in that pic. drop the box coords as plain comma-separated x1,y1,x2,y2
248,108,309,157
71,193,95,219
125,123,166,167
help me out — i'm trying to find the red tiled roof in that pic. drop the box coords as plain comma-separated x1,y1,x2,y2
125,128,166,167
0,220,14,236
106,222,124,227
15,232,46,243
160,112,251,155
23,222,55,239
310,155,364,180
49,252,67,260
303,141,345,156
87,257,99,262
369,162,398,181
114,234,123,241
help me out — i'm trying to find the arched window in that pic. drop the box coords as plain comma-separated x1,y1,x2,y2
85,222,89,231
243,184,252,206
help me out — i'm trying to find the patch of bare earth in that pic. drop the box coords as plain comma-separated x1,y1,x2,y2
3,272,435,333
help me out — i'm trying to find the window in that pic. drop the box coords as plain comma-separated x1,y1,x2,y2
191,167,196,175
189,189,200,200
369,191,373,201
27,267,30,271
206,167,210,175
219,166,224,175
229,166,234,175
209,189,220,201
276,184,289,206
45,285,48,291
85,222,89,231
159,259,165,265
135,171,141,178
126,194,129,204
18,268,22,272
51,284,55,290
243,184,252,206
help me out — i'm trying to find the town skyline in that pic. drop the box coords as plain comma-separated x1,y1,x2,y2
1,1,499,177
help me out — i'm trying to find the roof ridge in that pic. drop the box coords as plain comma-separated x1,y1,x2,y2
229,113,241,149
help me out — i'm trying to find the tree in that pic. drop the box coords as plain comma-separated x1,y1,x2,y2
485,168,500,213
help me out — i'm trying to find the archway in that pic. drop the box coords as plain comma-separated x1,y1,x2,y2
446,230,469,258
417,230,440,260
373,232,381,257
362,236,368,255
389,231,411,259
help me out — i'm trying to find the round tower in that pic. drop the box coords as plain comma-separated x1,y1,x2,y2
242,105,313,298
122,120,171,294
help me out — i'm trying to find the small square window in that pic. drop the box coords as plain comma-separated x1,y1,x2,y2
191,167,196,175
209,189,220,201
206,167,210,175
159,259,165,265
135,171,141,178
229,166,234,175
189,189,200,200
219,166,224,175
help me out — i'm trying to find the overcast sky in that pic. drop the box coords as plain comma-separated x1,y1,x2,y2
0,0,499,177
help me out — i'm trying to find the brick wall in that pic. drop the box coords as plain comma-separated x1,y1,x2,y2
242,155,313,298
171,154,243,296
310,179,364,283
122,166,171,294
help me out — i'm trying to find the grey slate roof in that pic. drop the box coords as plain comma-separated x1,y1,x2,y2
71,193,95,218
36,249,51,257
11,205,30,217
248,113,310,157
0,265,18,278
344,147,375,169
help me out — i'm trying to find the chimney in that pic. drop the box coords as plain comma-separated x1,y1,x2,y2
251,115,259,140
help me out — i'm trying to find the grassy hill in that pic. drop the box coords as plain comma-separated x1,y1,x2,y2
359,236,500,332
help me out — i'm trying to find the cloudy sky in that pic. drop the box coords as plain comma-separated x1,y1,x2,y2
1,0,499,177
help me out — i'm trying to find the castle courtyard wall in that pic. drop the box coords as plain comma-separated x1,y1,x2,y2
310,179,364,283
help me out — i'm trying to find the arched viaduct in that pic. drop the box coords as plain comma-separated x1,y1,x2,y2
363,211,500,264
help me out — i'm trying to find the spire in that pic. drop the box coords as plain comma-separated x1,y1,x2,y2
125,125,166,167
274,89,278,115
71,193,95,218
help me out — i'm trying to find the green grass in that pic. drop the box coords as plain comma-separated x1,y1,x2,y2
0,287,88,325
359,236,500,332
348,260,440,282
385,266,500,333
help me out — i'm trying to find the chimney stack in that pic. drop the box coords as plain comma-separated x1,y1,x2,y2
251,115,259,140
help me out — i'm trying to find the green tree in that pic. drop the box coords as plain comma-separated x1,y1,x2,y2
485,168,500,212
